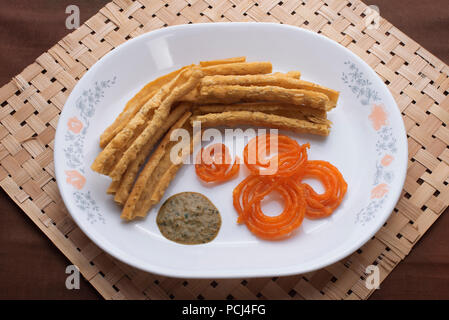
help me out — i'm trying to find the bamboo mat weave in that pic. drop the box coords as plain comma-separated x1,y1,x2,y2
1,0,449,300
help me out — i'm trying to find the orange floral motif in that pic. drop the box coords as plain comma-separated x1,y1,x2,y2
371,183,388,199
381,154,394,167
65,170,86,190
369,104,387,131
67,117,83,134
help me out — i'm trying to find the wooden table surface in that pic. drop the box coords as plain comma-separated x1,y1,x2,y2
0,0,448,300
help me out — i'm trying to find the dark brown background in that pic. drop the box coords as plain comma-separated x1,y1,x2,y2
0,0,448,300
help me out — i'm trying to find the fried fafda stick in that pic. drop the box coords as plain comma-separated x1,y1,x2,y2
121,146,166,221
107,180,120,195
193,102,327,118
271,71,302,79
192,111,330,136
99,65,194,149
199,56,246,67
200,74,338,109
193,102,330,126
201,62,272,76
145,165,183,216
196,85,329,110
284,71,302,79
113,103,191,205
91,67,202,175
121,120,194,220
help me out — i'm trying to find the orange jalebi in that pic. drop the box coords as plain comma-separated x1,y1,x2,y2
299,160,348,219
195,143,240,183
243,134,309,177
233,175,305,240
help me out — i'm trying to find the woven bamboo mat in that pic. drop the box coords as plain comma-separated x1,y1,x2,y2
1,0,448,300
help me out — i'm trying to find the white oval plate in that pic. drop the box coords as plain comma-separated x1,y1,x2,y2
54,23,407,278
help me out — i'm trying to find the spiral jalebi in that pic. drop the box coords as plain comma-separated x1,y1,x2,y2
195,143,240,183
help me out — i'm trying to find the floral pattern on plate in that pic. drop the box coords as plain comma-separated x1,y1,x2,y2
342,61,398,225
64,76,116,224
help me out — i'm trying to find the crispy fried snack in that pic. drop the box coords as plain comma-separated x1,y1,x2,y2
181,62,273,102
201,62,272,76
91,67,202,176
100,58,255,149
192,111,330,136
182,71,302,102
200,74,338,109
142,128,201,218
199,57,246,67
195,85,329,110
297,81,339,109
286,71,302,79
121,121,196,220
193,102,331,126
113,104,191,205
121,146,166,221
272,71,302,79
99,65,194,149
108,70,201,180
106,180,120,195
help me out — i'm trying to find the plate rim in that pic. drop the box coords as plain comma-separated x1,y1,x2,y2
54,22,408,279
